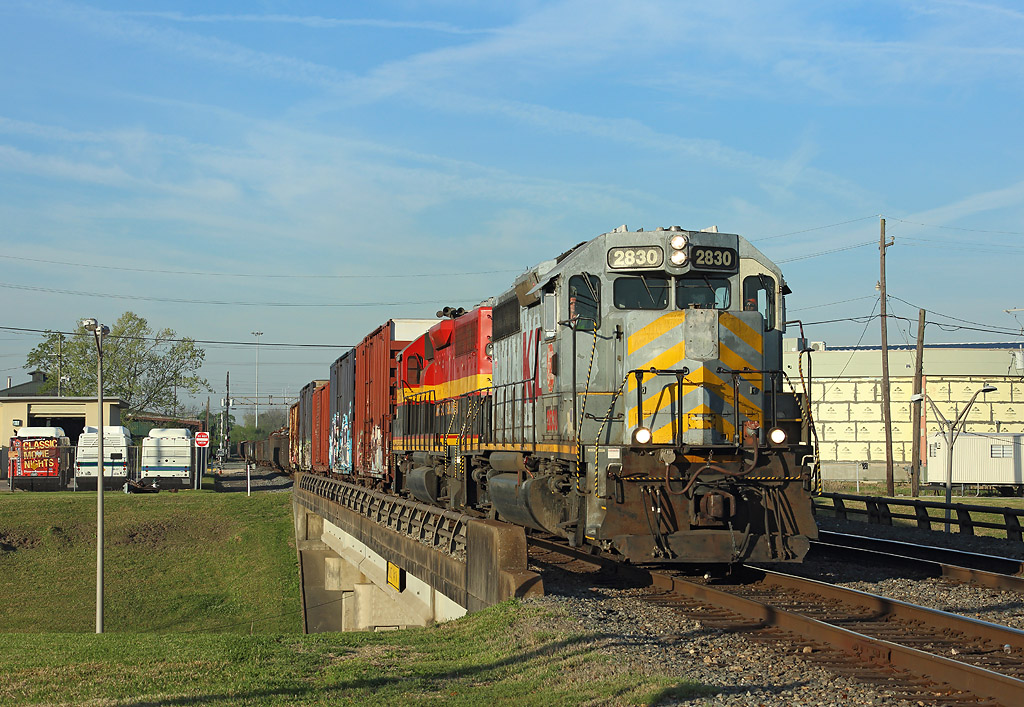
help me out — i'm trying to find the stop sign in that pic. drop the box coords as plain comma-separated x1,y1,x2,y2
195,431,210,448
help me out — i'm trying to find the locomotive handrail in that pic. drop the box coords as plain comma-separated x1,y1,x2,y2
717,366,784,440
814,491,1024,542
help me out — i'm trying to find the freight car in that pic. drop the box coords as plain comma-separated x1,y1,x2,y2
254,427,290,471
284,225,820,566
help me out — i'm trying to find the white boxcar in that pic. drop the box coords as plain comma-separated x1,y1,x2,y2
141,428,194,489
924,432,1024,490
75,426,136,490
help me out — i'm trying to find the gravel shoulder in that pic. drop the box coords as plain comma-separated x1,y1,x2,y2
527,556,906,706
213,462,293,493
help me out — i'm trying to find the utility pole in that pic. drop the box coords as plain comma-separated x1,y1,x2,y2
57,334,63,396
879,217,895,496
911,309,926,497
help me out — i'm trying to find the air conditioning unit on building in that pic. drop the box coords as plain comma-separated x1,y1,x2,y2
811,341,826,351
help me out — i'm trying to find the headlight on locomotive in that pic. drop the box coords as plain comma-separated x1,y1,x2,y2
631,426,653,445
768,427,787,446
670,233,688,250
669,250,688,266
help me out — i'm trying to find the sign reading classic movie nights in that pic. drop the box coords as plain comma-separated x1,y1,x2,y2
11,438,60,476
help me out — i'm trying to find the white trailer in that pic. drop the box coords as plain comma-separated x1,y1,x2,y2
924,432,1024,493
75,426,135,490
141,428,194,489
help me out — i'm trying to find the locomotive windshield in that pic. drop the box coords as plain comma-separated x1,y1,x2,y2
613,274,669,310
676,276,730,310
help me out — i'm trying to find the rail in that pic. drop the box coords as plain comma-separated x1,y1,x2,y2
815,492,1024,542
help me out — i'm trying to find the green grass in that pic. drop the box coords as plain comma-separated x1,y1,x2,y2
0,487,715,705
0,601,711,706
0,486,300,633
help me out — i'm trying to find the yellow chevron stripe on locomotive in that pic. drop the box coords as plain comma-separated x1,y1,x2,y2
625,309,764,445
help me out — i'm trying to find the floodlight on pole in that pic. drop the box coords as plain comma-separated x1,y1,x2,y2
82,317,110,633
252,332,263,433
912,384,996,532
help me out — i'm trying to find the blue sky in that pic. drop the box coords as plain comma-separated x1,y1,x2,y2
1,1,1023,411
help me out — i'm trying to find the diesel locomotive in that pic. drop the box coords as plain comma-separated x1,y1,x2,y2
275,224,821,565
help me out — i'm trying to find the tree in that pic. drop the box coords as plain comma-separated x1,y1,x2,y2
25,312,210,420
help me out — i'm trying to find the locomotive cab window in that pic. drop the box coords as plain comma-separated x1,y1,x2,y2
569,273,600,330
407,354,424,386
743,275,776,330
676,276,730,310
613,275,669,310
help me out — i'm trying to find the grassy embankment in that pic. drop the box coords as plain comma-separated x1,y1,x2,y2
1,488,710,705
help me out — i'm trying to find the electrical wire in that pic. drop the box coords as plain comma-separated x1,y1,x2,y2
888,295,1023,335
788,295,878,312
819,297,881,398
751,215,878,241
777,241,876,263
0,325,354,348
0,253,518,279
888,217,1024,237
0,281,484,308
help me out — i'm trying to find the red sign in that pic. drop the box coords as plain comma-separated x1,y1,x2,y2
9,437,60,477
195,432,210,448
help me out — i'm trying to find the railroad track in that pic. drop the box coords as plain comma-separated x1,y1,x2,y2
812,530,1024,594
529,537,1024,706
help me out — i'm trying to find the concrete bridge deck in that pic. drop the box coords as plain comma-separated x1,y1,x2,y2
293,473,544,632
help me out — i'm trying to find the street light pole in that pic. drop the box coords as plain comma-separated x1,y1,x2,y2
252,332,263,433
82,318,109,634
912,384,996,532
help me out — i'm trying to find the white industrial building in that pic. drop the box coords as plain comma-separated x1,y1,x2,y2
781,342,1024,485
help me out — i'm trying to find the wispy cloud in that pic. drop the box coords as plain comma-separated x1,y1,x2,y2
900,179,1024,228
123,11,496,36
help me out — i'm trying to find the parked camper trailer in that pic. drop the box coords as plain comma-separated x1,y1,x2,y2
925,432,1024,494
8,427,73,490
141,428,194,488
75,426,136,490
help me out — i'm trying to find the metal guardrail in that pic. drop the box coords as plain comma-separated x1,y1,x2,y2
815,492,1024,542
296,473,469,557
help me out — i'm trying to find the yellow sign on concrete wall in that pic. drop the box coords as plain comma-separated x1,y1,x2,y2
387,561,405,592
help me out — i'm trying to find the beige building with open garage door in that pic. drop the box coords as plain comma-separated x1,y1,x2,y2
1,396,124,479
781,342,1024,484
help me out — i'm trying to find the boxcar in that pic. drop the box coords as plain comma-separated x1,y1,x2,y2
311,381,330,472
353,319,434,481
329,349,356,474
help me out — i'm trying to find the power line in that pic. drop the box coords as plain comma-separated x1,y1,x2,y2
888,216,1024,237
0,325,354,348
751,215,878,242
789,294,877,312
0,281,483,308
821,297,881,397
777,241,876,263
887,295,1021,335
0,253,518,279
